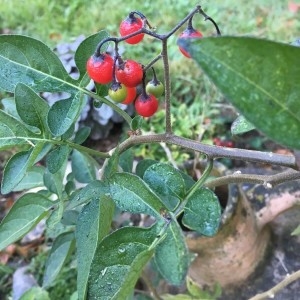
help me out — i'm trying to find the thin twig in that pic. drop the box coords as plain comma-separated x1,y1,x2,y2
248,269,300,300
160,142,178,169
204,169,300,189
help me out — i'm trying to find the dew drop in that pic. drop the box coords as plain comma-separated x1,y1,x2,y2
93,100,101,108
118,246,126,254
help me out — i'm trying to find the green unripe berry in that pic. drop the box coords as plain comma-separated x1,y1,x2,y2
108,83,127,103
146,80,164,97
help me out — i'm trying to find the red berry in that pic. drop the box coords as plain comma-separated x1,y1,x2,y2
119,15,144,44
224,141,234,148
213,138,234,148
178,28,203,58
116,59,143,88
213,137,222,146
86,54,114,84
135,94,158,117
122,87,137,105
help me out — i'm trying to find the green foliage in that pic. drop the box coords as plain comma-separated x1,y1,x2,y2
231,115,255,135
27,250,77,299
43,232,75,287
71,150,97,183
143,162,185,211
0,109,37,151
109,172,167,218
155,219,189,285
46,145,70,174
15,83,50,134
76,196,115,300
19,287,50,300
162,278,221,300
0,263,14,297
0,193,53,251
291,224,300,236
180,36,300,149
183,188,221,236
88,226,158,299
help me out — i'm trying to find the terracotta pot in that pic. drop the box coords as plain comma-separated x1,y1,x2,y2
185,166,300,288
186,185,270,287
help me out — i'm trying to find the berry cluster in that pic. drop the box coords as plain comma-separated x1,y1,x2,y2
86,10,206,117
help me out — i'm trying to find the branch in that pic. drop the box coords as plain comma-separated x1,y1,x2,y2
118,133,297,169
248,269,300,300
161,39,172,133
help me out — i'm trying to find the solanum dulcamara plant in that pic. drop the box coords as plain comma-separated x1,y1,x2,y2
0,3,300,299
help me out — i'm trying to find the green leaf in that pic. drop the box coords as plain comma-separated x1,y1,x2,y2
1,145,42,194
102,147,120,180
88,226,157,300
67,180,109,209
43,232,75,287
180,171,195,191
62,123,76,140
74,31,109,80
61,210,79,226
155,219,189,285
71,149,97,183
1,97,19,118
76,196,115,300
134,294,153,300
45,204,63,230
182,188,221,236
47,92,87,136
33,142,53,163
231,115,255,135
179,36,300,149
12,165,45,192
19,287,50,300
0,35,76,94
135,159,158,178
43,163,66,197
0,109,36,150
291,224,300,236
186,277,222,300
95,82,109,97
143,163,185,211
15,83,50,133
65,180,76,196
46,145,70,174
119,149,134,173
109,173,166,218
161,294,193,300
131,115,143,131
0,35,89,137
74,126,91,144
0,193,53,251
